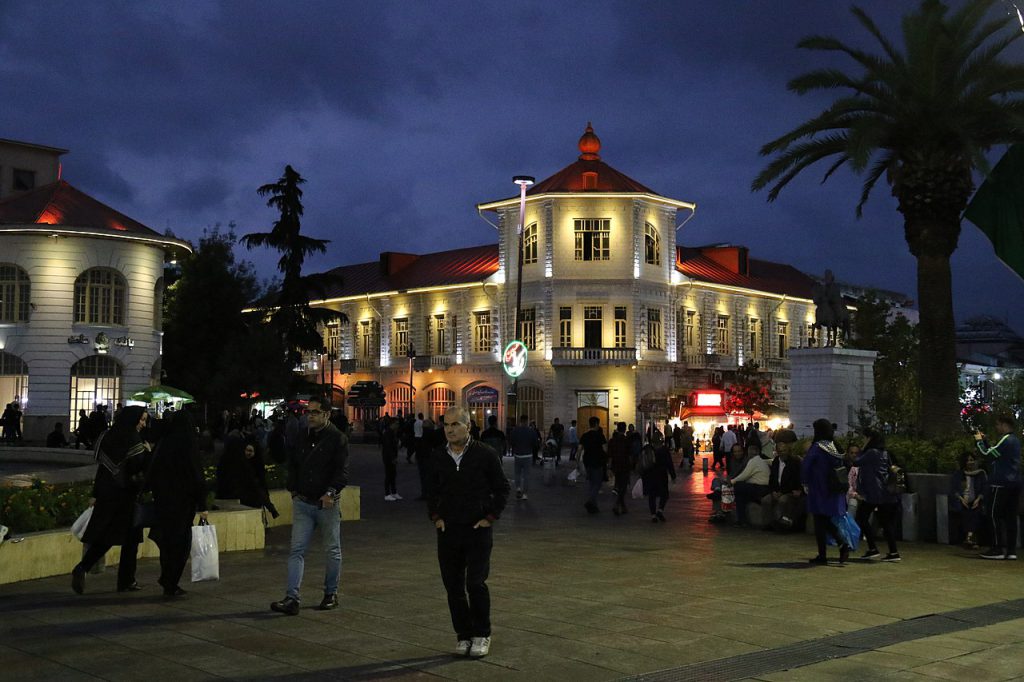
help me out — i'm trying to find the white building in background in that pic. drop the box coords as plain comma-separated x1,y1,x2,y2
0,138,190,441
302,125,826,441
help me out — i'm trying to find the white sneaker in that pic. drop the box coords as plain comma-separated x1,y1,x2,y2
469,636,490,658
455,639,471,656
521,493,528,500
384,494,396,501
392,493,403,500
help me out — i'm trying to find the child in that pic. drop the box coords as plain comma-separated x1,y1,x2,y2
707,468,729,522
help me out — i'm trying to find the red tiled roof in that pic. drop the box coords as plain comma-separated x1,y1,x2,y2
0,180,159,236
527,158,658,195
316,244,500,300
675,246,817,299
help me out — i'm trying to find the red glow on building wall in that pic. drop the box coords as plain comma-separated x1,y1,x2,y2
36,209,63,225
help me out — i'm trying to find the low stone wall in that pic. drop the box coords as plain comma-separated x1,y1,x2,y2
265,487,361,526
0,506,264,585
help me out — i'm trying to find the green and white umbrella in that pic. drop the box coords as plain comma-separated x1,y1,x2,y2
130,384,195,404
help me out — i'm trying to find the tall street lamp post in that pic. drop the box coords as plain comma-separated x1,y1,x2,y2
510,175,534,417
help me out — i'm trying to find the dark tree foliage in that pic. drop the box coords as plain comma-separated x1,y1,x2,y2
242,165,345,368
163,225,289,412
753,0,1024,437
846,292,920,433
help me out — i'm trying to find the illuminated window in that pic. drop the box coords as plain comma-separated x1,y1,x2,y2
473,311,491,353
559,307,572,347
69,355,121,427
515,384,545,428
0,264,30,323
684,309,697,349
388,384,413,418
614,306,628,348
359,320,376,359
715,315,730,355
806,323,819,348
644,223,660,266
392,318,409,356
518,308,536,350
434,314,447,354
777,321,789,358
0,351,28,416
326,322,341,358
647,308,663,350
748,318,762,358
522,223,538,265
428,386,455,422
74,268,126,326
574,218,610,261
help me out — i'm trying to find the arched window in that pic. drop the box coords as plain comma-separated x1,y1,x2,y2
427,385,455,422
69,355,122,426
388,383,413,419
0,263,30,322
74,268,127,325
0,350,29,412
644,223,661,266
522,223,538,265
153,277,164,331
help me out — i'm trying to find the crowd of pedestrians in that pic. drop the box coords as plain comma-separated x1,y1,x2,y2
55,395,1024,661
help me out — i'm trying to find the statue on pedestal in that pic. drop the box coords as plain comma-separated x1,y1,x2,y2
811,270,850,347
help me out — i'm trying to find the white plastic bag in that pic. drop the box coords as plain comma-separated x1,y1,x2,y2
190,523,220,582
70,507,93,541
567,469,580,483
631,478,644,500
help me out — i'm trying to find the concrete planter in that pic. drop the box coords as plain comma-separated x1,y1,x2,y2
0,486,361,585
0,506,264,585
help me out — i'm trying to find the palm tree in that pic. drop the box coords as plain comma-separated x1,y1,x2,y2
243,165,345,369
753,0,1024,437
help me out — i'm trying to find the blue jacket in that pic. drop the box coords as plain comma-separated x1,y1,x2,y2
976,433,1021,486
801,442,847,516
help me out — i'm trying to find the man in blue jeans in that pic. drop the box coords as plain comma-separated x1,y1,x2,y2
271,396,349,615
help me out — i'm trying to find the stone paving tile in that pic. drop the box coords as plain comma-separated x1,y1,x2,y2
7,448,1024,681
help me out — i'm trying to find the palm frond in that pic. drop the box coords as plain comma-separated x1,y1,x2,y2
856,153,895,217
752,134,849,200
797,35,894,75
850,5,905,67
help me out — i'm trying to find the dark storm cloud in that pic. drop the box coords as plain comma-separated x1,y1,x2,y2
1,0,1021,323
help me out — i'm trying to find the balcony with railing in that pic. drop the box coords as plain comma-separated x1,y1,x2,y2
550,347,636,366
413,354,454,371
679,352,738,370
355,358,379,371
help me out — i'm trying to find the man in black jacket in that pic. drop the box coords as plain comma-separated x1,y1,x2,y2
429,405,510,659
271,396,349,615
761,429,804,530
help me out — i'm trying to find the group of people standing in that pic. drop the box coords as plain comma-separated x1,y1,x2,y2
1,398,24,443
72,406,207,597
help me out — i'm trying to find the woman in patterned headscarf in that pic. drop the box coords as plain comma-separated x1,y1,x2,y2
72,405,150,594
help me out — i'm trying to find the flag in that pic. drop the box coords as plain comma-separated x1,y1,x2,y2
965,144,1024,281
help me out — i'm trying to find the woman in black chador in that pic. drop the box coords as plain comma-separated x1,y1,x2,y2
72,406,150,594
148,409,208,597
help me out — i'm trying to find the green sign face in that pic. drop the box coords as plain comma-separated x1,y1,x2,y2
502,340,528,378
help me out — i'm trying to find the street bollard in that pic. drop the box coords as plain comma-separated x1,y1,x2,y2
702,457,709,475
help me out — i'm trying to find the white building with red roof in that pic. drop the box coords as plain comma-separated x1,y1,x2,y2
0,139,190,441
305,125,825,439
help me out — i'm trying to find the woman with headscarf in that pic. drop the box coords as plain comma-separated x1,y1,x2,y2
72,405,150,594
641,431,677,522
148,409,208,597
801,418,850,564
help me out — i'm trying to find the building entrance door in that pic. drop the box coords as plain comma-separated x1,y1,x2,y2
576,390,609,435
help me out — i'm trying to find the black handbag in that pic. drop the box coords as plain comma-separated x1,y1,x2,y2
133,499,158,528
828,465,850,495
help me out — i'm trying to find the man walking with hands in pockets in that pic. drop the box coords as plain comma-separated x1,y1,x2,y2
429,405,510,658
271,396,349,615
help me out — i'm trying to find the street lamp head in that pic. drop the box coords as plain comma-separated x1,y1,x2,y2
513,175,535,187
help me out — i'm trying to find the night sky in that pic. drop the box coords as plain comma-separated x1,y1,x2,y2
3,1,1023,324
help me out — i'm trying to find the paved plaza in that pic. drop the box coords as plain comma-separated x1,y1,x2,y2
3,444,1024,681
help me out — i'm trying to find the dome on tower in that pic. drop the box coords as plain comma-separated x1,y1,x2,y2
578,122,601,160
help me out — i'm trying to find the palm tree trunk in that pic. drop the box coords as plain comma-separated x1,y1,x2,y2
915,251,962,437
